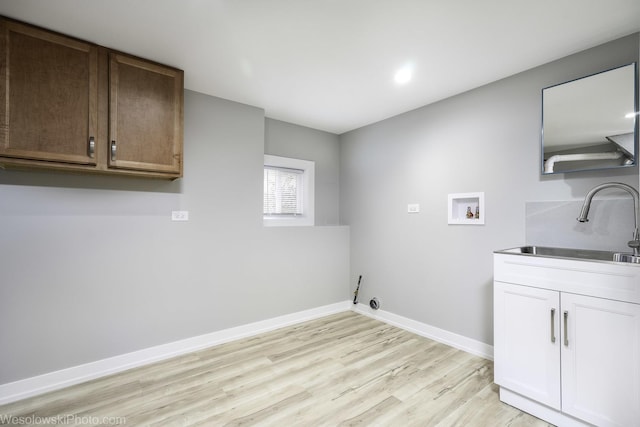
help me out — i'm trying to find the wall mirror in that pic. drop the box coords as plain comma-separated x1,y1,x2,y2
541,62,638,174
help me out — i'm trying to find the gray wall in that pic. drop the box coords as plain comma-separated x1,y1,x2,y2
0,90,349,384
265,118,341,226
525,198,636,252
339,33,640,346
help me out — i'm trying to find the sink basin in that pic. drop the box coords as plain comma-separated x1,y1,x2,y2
495,246,640,264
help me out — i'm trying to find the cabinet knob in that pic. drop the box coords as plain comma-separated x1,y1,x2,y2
563,311,569,346
550,308,556,343
111,140,117,161
88,136,95,158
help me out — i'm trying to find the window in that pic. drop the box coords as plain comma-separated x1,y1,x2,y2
264,167,303,215
263,154,314,226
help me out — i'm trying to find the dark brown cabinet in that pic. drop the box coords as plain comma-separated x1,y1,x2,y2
109,53,183,175
0,19,98,166
0,17,183,178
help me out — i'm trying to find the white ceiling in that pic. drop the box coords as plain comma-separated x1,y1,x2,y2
1,0,639,134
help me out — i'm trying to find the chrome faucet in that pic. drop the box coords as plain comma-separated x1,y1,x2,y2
577,182,640,256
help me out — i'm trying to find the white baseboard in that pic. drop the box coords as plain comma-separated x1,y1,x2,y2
1,300,493,405
499,388,588,427
0,301,351,405
352,302,494,360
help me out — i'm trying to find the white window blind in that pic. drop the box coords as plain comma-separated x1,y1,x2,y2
263,154,314,227
263,166,304,215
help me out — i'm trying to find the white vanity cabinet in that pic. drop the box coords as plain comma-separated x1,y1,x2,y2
494,252,640,427
494,283,561,410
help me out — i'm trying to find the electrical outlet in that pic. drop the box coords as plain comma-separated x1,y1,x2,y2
407,204,420,213
171,211,189,221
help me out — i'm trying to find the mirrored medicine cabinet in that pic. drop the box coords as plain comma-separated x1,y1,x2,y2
541,62,638,174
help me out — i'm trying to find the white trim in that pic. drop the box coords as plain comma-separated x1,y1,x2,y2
351,302,494,360
1,300,494,405
499,388,590,427
0,301,351,405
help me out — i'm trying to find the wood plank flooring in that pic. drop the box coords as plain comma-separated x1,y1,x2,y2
0,311,553,426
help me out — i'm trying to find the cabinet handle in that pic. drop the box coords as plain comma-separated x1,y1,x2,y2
111,140,117,161
88,136,95,158
550,308,556,343
563,311,569,346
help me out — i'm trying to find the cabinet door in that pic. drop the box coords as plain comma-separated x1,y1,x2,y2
108,53,183,175
561,293,640,427
494,281,561,409
0,19,98,165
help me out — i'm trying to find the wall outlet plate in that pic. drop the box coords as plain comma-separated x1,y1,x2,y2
171,211,189,221
407,204,420,213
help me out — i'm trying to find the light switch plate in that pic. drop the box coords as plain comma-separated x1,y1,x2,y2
171,211,189,221
407,204,420,213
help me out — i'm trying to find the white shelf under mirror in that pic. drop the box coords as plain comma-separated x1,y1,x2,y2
448,192,485,225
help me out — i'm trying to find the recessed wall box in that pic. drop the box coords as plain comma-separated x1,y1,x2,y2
448,192,485,225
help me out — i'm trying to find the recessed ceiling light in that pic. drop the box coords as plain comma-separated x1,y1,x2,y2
394,66,412,85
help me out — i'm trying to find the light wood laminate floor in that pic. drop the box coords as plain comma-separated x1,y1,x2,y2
0,311,552,426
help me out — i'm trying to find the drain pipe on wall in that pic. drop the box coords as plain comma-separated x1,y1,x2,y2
544,151,627,173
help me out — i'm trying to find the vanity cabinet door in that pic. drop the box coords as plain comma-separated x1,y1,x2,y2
494,281,561,409
561,293,640,427
0,19,98,165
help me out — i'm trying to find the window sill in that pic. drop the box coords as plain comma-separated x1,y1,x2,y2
263,215,314,227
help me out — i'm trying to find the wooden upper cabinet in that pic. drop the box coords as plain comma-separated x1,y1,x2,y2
0,19,98,165
108,53,183,175
0,17,184,178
